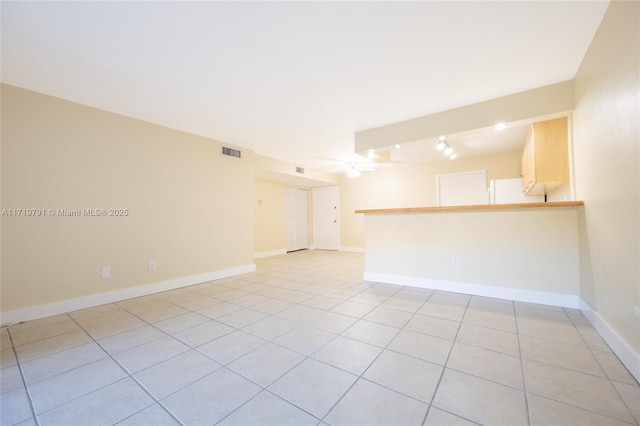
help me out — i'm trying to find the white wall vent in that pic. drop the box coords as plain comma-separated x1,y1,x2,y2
221,146,242,159
296,167,305,174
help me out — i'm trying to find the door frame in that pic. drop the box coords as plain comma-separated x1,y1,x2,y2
436,169,487,206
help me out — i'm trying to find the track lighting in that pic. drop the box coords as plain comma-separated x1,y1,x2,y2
436,136,456,160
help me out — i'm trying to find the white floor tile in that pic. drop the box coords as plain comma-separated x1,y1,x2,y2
6,251,636,426
269,358,357,418
133,350,220,399
37,378,153,426
326,378,428,426
228,342,304,387
363,349,443,402
162,368,261,425
218,391,318,426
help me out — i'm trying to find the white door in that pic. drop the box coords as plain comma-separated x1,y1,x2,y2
436,170,487,206
312,186,339,250
285,187,309,252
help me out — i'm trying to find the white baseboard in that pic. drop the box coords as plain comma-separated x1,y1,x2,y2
339,246,365,253
580,299,640,383
254,249,287,259
363,272,581,308
0,264,256,326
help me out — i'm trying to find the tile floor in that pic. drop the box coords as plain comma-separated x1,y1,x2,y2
1,250,639,426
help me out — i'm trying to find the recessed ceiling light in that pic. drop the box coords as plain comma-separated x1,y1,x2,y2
394,144,402,149
494,123,507,131
367,150,376,159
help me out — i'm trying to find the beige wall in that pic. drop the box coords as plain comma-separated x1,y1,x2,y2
364,207,580,298
254,180,286,254
547,182,571,202
339,150,522,248
572,1,639,353
1,84,255,312
254,154,339,188
253,154,336,254
254,180,318,255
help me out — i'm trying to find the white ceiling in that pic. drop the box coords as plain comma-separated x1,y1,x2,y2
390,124,531,164
1,1,609,174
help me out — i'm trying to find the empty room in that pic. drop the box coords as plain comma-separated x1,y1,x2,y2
1,1,638,425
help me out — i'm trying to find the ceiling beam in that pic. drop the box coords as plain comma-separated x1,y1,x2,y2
355,80,575,153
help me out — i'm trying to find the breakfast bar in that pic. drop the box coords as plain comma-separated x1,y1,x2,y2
356,201,585,308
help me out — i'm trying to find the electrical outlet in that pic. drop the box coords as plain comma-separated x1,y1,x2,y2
452,257,460,268
101,266,111,279
148,260,157,272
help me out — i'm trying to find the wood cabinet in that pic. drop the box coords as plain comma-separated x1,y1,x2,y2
521,117,569,195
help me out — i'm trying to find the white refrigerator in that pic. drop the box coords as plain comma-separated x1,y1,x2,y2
487,178,545,204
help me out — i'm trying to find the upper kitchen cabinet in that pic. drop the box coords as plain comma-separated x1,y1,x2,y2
521,117,569,195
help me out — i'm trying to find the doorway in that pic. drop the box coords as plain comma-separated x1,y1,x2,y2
436,170,487,206
285,187,309,252
312,186,340,250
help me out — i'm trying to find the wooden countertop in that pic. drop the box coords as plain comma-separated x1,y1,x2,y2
355,201,584,214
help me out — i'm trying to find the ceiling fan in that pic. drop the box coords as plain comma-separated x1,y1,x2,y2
347,162,374,177
312,155,376,176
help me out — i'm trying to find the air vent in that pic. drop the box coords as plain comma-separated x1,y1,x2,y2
296,167,305,174
221,146,242,159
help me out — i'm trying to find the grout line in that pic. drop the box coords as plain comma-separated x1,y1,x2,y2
211,260,378,424
212,353,318,424
513,300,532,426
233,273,405,423
213,387,322,425
9,251,637,426
567,312,640,425
13,312,168,422
316,303,412,423
524,387,640,425
113,271,349,424
66,313,186,425
6,328,41,426
516,305,639,425
314,285,454,423
421,293,473,426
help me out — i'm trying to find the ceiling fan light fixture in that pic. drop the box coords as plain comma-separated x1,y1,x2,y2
444,146,453,156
